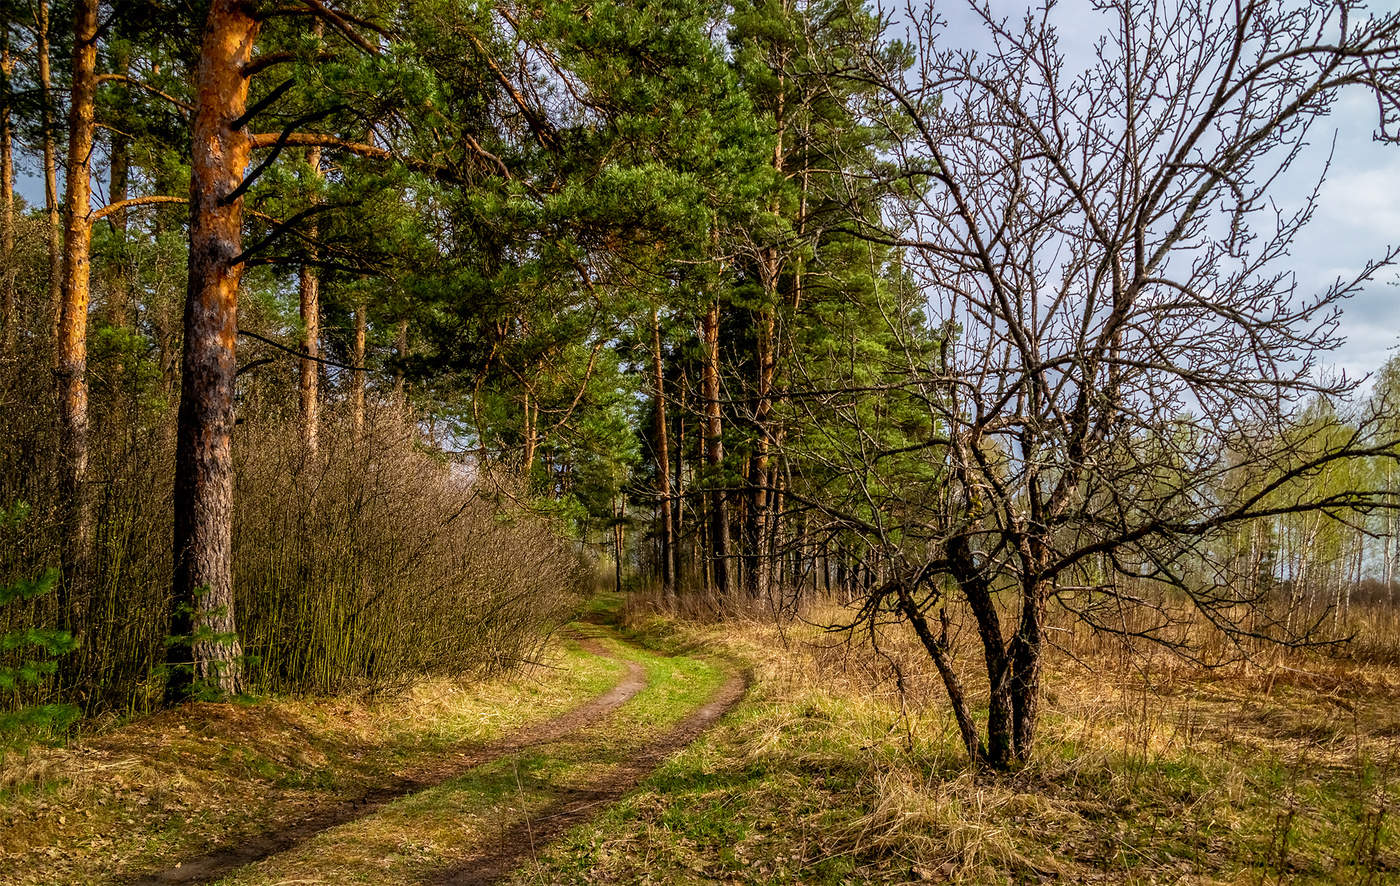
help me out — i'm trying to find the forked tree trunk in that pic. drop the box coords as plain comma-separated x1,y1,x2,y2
702,299,730,597
1007,578,1048,764
56,0,100,646
298,146,322,453
898,584,984,764
651,308,675,599
167,0,259,703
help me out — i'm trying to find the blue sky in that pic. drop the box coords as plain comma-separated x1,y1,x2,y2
917,0,1400,387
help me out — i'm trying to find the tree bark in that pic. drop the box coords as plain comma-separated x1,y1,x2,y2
351,302,366,433
1008,580,1047,765
702,299,729,597
105,44,132,328
672,373,686,587
744,297,775,600
521,386,536,474
167,0,259,703
56,0,100,653
298,146,322,453
951,537,1015,768
38,0,61,364
651,308,675,599
0,33,14,355
393,316,408,405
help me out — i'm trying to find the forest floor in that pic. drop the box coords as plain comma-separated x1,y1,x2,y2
1,594,1398,885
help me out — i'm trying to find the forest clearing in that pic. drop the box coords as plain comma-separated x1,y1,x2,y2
5,0,1400,881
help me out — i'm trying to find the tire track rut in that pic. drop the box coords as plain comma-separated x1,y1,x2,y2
426,667,750,886
126,639,645,885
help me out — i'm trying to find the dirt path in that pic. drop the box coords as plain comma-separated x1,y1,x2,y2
126,639,645,885
426,667,750,886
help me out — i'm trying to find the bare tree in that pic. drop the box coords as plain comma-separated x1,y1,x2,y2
801,0,1400,769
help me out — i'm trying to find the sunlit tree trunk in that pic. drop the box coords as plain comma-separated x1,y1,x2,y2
56,0,100,647
351,302,366,433
38,0,61,363
702,299,729,597
298,146,322,453
651,308,675,599
0,32,14,355
167,0,259,702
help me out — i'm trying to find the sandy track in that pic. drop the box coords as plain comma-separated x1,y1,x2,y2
425,667,750,886
125,639,646,885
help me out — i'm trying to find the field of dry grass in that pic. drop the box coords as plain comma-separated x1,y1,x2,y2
514,595,1400,884
2,594,1396,884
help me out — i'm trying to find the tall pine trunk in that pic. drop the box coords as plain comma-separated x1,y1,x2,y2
651,308,675,599
0,32,14,355
745,291,776,601
351,302,367,433
105,45,131,329
702,300,729,597
298,146,322,453
167,0,259,703
38,0,61,364
672,374,687,587
56,0,100,659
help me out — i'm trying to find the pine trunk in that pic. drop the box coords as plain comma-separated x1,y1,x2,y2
106,45,132,328
744,298,775,601
702,300,729,597
0,33,14,354
651,308,675,598
298,146,322,453
38,0,61,364
167,0,259,703
672,376,686,587
56,0,100,652
351,302,367,433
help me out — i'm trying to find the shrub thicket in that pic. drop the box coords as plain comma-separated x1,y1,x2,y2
0,333,590,720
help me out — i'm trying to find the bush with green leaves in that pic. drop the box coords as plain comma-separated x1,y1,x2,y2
0,503,79,747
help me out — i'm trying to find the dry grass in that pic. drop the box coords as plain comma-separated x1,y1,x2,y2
0,636,621,885
512,592,1400,884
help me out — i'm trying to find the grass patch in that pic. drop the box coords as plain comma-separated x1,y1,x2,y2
211,634,727,885
511,601,1400,885
0,635,621,885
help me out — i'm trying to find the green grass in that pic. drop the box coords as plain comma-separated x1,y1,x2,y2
6,599,1396,885
0,635,625,885
212,633,728,885
507,608,1400,886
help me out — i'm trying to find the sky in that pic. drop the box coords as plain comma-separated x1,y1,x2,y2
915,0,1400,389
